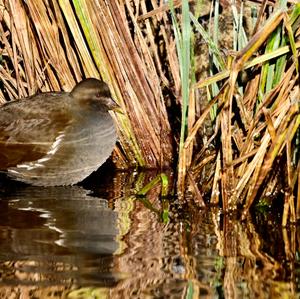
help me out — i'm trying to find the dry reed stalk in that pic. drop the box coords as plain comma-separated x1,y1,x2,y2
297,163,300,220
138,0,194,21
177,147,187,196
192,152,215,175
220,84,236,211
187,171,206,207
210,151,221,205
186,89,196,169
234,10,284,68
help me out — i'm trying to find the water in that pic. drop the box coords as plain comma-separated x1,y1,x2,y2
0,170,298,298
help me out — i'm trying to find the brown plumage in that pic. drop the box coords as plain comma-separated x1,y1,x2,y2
0,78,118,186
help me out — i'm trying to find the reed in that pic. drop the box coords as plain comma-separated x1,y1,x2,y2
188,2,300,223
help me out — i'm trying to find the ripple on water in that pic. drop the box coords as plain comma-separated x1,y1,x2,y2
0,171,298,298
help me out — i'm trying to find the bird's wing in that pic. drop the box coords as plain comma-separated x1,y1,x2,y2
0,93,74,169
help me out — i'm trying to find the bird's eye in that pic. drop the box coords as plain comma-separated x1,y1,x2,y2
96,93,101,98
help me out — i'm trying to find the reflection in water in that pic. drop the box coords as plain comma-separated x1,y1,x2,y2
0,185,119,297
0,171,299,298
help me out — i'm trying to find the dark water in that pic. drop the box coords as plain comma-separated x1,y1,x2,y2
0,170,298,298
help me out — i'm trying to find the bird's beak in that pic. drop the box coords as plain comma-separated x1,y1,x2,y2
108,97,123,114
113,106,124,114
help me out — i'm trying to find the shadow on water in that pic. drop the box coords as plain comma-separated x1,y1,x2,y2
0,166,299,298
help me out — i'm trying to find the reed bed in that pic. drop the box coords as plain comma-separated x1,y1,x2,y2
0,0,299,222
184,1,300,225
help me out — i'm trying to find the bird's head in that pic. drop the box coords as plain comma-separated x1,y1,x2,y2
71,78,120,111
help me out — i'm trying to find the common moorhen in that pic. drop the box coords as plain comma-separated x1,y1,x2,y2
0,78,119,186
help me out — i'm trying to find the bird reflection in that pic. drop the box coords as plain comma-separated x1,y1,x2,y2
0,185,119,286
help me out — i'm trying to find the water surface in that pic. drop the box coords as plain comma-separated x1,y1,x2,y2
0,170,298,298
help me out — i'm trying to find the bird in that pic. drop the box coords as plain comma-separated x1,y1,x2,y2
0,78,119,186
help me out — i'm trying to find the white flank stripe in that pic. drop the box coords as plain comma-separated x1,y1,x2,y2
47,132,65,156
14,131,66,171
